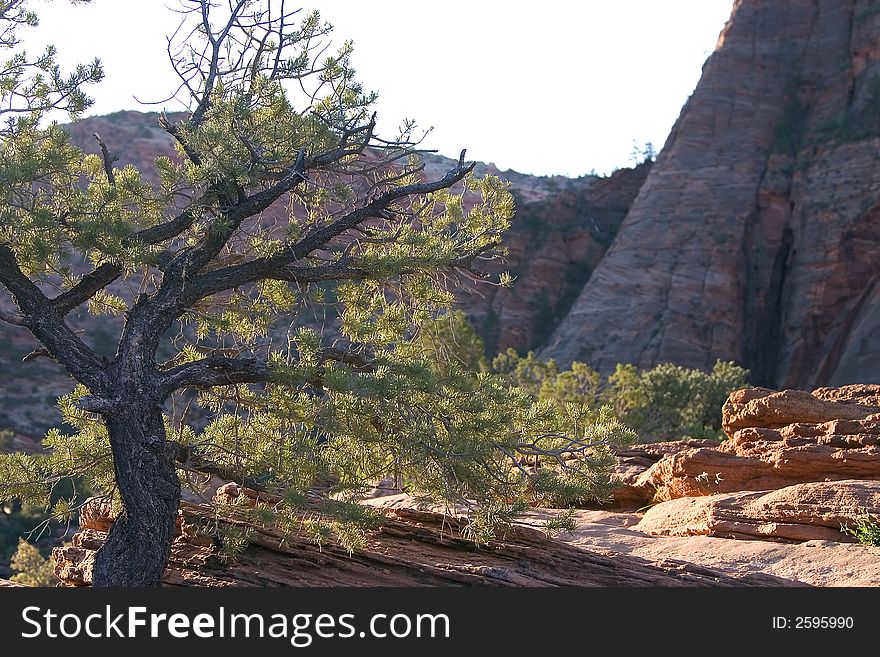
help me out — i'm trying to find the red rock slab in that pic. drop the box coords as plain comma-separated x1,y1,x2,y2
53,498,796,587
635,480,880,543
640,441,880,501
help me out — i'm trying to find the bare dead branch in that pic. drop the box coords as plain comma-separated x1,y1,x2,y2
92,133,117,186
22,346,51,363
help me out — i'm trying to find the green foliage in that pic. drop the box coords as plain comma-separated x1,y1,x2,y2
0,428,12,450
493,350,749,443
0,1,731,566
0,500,43,570
414,309,489,374
841,512,880,546
603,360,749,441
216,525,255,564
0,472,91,576
541,508,578,537
9,538,56,586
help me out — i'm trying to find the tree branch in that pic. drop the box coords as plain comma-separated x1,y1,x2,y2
92,133,116,186
170,442,272,494
51,262,121,315
180,164,307,277
159,346,373,395
158,113,202,166
50,203,206,317
134,203,202,246
192,153,475,299
161,354,274,393
0,244,106,388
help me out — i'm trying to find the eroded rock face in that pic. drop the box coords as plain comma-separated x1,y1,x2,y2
722,386,880,436
78,497,116,533
601,439,720,509
635,480,880,543
543,0,880,390
628,386,880,502
454,164,651,354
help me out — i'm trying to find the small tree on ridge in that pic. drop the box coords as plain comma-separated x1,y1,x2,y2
0,0,633,586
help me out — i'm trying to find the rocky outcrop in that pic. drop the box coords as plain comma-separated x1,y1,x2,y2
618,385,880,546
77,496,116,533
642,437,880,502
601,439,720,509
547,508,880,586
370,494,880,586
722,385,880,435
53,495,795,587
543,0,880,390
635,480,880,542
613,385,880,505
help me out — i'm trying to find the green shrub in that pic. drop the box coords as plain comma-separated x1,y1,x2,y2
841,513,880,546
602,360,749,442
10,539,56,587
491,349,749,443
0,477,90,576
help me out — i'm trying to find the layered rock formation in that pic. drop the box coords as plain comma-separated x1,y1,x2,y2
636,480,880,542
544,0,880,389
607,385,880,508
601,439,719,509
380,495,880,586
623,384,880,544
52,495,793,587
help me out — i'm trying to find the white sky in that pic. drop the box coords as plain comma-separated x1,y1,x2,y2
20,0,733,177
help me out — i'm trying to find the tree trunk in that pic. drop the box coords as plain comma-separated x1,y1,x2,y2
91,405,181,586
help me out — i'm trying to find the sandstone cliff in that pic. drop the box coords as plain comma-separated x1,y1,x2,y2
544,0,880,389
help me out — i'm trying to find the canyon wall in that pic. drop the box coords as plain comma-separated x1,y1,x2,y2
544,0,880,389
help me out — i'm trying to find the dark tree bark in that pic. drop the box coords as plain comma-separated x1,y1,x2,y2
92,406,181,587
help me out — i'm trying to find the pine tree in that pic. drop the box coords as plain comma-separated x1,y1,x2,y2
0,0,633,586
